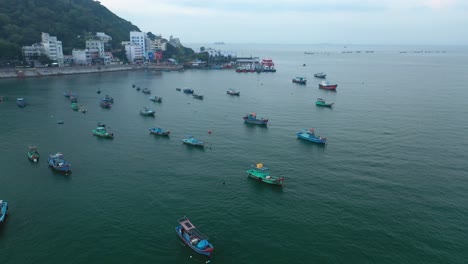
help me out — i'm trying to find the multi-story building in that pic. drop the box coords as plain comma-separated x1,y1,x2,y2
125,43,144,62
130,31,146,58
86,40,105,59
22,43,45,64
41,32,64,66
72,49,91,65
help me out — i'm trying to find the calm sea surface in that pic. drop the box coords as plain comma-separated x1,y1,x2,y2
1,44,467,264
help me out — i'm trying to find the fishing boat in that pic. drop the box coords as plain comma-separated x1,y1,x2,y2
183,88,194,94
92,126,114,138
63,92,76,98
71,102,79,111
103,95,114,103
27,146,40,162
16,98,26,108
149,127,170,136
79,105,88,113
176,88,181,91
182,135,204,147
318,80,337,90
70,96,78,103
243,113,268,126
136,87,141,91
142,88,151,94
175,217,214,257
47,152,72,173
0,200,8,223
227,89,240,96
150,96,162,102
297,128,327,144
96,89,101,94
261,58,276,72
193,94,204,100
314,72,327,78
132,84,136,88
315,98,334,108
292,77,307,84
100,100,112,108
140,107,155,116
246,163,285,186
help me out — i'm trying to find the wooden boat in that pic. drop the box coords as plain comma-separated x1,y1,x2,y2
142,88,151,94
150,96,162,102
71,102,79,111
246,163,285,187
182,136,204,147
315,98,334,108
243,113,268,126
0,200,8,223
297,128,327,144
16,98,26,108
193,94,204,100
183,88,194,94
140,107,155,116
47,152,72,173
92,126,114,138
314,72,327,78
318,80,337,90
292,77,307,84
227,89,240,96
175,217,214,257
27,146,40,162
149,127,170,136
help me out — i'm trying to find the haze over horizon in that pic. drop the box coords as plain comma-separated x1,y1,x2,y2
99,0,467,46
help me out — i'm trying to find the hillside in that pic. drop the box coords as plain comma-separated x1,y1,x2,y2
0,0,140,61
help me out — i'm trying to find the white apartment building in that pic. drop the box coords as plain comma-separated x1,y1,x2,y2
72,49,91,65
22,43,45,63
41,32,64,65
125,43,144,62
130,31,146,59
86,40,105,58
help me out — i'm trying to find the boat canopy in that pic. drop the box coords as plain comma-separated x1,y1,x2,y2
178,217,210,240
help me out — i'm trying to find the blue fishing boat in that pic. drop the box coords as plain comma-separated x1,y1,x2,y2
182,136,204,147
183,88,194,94
297,128,327,144
175,217,214,257
140,107,155,116
47,152,72,173
102,95,114,103
243,113,268,125
149,127,170,136
16,98,26,108
0,200,8,223
292,77,307,84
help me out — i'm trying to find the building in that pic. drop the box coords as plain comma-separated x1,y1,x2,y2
130,31,146,58
22,43,45,64
95,32,112,43
169,35,181,47
41,32,64,66
72,49,91,65
125,43,144,62
86,40,105,59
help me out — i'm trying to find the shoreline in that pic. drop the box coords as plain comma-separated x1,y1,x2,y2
0,64,184,79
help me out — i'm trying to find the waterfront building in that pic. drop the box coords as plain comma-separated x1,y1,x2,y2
125,43,144,62
41,32,64,66
86,40,106,59
72,49,91,65
130,31,146,58
22,43,45,65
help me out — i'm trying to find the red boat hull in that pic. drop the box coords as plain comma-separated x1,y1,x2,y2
319,84,337,90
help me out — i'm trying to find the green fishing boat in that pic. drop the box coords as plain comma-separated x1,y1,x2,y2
315,98,334,108
246,163,284,187
71,102,79,111
92,126,114,139
27,146,40,163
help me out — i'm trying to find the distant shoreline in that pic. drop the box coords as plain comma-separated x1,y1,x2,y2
0,64,183,79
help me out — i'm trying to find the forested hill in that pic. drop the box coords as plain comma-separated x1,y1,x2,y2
0,0,140,60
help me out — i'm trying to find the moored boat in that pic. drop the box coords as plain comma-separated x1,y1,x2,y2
182,135,204,147
292,77,307,84
142,88,151,94
92,126,114,138
0,200,8,223
100,100,112,108
176,88,181,91
150,96,162,102
193,94,204,100
315,98,334,108
175,217,214,257
314,72,327,78
79,105,88,113
243,113,268,126
70,96,78,103
318,80,337,90
136,87,141,91
149,127,170,136
297,128,327,144
246,163,284,186
27,146,40,162
96,89,101,94
71,102,79,111
47,152,72,173
183,88,194,94
227,89,240,96
140,107,155,116
103,95,114,103
16,98,26,108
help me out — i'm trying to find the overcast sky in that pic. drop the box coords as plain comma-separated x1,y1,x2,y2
99,0,467,45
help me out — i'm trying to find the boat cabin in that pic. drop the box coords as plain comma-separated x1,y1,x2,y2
178,217,210,248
